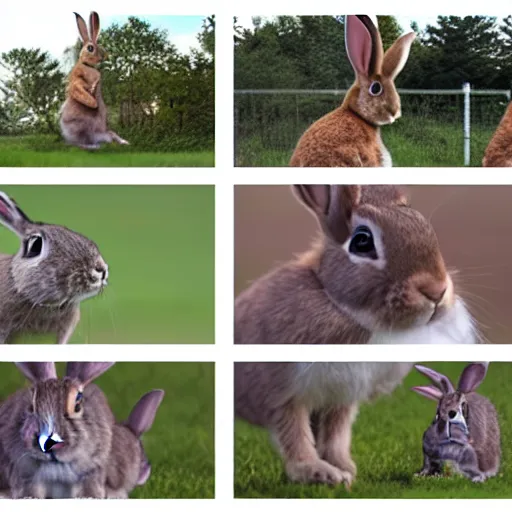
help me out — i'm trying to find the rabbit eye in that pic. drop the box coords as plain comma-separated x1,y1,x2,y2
369,81,383,96
23,235,43,258
75,391,83,413
349,226,377,260
87,44,94,52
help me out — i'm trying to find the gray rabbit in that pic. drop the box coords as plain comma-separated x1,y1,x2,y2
412,363,500,482
0,191,108,344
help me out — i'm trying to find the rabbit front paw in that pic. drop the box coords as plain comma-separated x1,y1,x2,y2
286,459,354,487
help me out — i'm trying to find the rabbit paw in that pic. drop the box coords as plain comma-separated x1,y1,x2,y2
323,453,357,479
286,459,354,488
119,138,130,145
471,474,486,483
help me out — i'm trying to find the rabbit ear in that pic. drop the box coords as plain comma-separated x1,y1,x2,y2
126,390,165,438
458,362,489,393
411,385,443,401
0,191,31,237
292,185,361,244
66,362,115,386
74,12,90,42
89,11,100,43
15,362,57,383
345,15,383,77
382,31,416,80
414,364,455,394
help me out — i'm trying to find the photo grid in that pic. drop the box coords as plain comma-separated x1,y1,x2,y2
2,0,512,510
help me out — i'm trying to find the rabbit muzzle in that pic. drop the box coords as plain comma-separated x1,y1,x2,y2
38,427,64,455
440,410,469,446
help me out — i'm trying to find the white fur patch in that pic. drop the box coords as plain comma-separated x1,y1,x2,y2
293,362,412,410
369,297,476,345
378,131,393,167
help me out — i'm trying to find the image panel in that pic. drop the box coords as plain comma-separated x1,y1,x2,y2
234,15,509,167
0,13,214,167
0,185,214,344
235,361,505,498
0,361,214,498
235,185,512,344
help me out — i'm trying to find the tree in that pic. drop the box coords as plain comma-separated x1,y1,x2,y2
377,15,403,50
0,48,65,133
198,15,215,57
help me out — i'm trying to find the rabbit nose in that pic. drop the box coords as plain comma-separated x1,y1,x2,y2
38,432,64,453
418,281,447,305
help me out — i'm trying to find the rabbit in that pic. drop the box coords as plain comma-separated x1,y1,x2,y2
0,362,115,498
483,100,512,166
106,390,165,498
289,15,415,167
0,191,109,344
235,185,476,346
412,363,500,482
236,361,414,487
60,11,129,150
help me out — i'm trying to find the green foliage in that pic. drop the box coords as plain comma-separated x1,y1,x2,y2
236,362,512,498
0,49,65,134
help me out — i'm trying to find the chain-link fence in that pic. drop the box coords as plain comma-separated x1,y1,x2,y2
234,87,511,167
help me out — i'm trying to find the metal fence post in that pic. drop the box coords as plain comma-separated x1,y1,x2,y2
463,82,471,166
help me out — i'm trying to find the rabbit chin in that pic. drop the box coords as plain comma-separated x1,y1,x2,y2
71,286,103,304
369,297,476,344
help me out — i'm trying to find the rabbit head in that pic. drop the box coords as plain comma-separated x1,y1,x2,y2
75,12,106,67
14,362,115,465
293,185,453,331
344,15,415,126
412,363,488,442
0,191,108,307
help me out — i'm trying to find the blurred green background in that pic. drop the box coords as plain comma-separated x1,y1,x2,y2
0,185,214,344
0,361,214,498
235,362,511,498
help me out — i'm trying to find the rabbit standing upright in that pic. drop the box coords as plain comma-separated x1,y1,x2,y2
0,191,108,344
290,15,415,167
60,11,129,150
106,390,165,498
0,362,116,498
412,363,500,482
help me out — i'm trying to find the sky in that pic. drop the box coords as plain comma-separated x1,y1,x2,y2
0,14,205,65
235,15,441,32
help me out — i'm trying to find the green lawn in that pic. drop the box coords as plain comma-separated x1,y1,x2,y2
0,186,214,344
235,118,495,167
0,136,214,167
0,362,215,498
235,362,512,498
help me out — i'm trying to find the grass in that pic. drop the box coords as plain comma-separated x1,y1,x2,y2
0,135,214,167
0,186,214,344
0,362,215,498
235,362,512,498
235,118,495,167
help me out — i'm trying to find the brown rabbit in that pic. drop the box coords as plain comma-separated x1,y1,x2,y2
60,12,129,150
106,390,164,498
0,362,115,499
0,191,109,344
235,185,476,346
289,15,415,167
483,100,512,166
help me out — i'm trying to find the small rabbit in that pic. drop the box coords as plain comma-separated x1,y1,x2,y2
290,15,415,167
236,361,413,487
60,11,129,150
0,362,115,498
106,390,165,498
412,363,500,482
0,191,108,344
235,185,476,346
483,101,512,166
